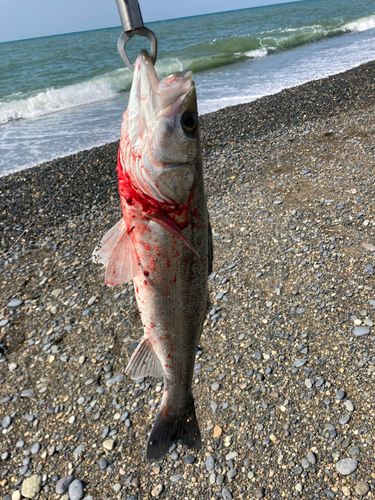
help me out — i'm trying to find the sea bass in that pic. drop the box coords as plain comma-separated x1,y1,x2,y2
93,50,212,460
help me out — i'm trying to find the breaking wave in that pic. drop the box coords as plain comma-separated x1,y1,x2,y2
1,12,374,125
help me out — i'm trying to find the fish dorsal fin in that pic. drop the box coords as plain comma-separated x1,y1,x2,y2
126,337,163,379
92,219,139,287
150,212,201,259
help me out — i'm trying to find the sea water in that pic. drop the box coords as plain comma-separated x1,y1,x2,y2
0,0,374,176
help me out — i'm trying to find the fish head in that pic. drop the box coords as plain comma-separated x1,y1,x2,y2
122,50,201,207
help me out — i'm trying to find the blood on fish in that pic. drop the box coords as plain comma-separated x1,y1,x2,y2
147,256,155,271
144,270,149,277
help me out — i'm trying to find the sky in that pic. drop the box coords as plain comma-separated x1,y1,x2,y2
0,0,297,43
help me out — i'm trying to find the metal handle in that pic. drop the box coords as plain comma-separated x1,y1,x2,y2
115,0,143,32
115,0,157,71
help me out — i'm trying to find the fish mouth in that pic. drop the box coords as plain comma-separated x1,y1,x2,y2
138,49,194,118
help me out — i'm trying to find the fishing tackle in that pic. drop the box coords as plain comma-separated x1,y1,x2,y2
115,0,157,71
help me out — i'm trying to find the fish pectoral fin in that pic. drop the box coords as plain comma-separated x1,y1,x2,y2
150,212,201,259
146,395,201,461
92,219,139,287
125,337,163,379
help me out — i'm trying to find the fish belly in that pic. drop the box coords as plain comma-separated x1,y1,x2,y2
129,196,208,459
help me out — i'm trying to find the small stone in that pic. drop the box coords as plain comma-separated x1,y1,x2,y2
12,491,21,500
306,451,316,465
354,327,370,336
7,299,23,308
50,306,57,315
99,459,108,470
345,400,354,412
211,382,220,391
342,486,351,497
254,487,265,498
151,484,163,497
213,425,222,438
106,374,123,385
21,389,34,398
301,458,310,469
171,475,181,482
2,416,12,429
30,443,40,455
8,363,18,372
112,484,121,493
335,389,346,400
103,439,115,451
210,402,218,413
68,479,84,500
87,296,97,306
205,455,215,471
336,458,358,475
184,455,196,464
293,359,307,368
305,379,312,389
222,487,233,500
226,451,238,460
131,478,140,488
56,475,74,494
73,445,85,459
21,475,42,498
295,483,303,493
227,468,237,479
339,414,350,425
348,446,360,456
354,481,370,496
51,289,63,298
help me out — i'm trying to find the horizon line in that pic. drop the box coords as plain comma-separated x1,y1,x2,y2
0,0,303,45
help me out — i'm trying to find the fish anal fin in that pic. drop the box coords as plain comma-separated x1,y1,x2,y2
146,396,201,461
125,337,163,379
92,219,139,287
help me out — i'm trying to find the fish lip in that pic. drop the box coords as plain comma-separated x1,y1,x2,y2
138,49,194,112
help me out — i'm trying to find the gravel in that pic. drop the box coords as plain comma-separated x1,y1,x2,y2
1,60,375,499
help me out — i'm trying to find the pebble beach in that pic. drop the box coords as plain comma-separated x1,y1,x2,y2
1,59,375,500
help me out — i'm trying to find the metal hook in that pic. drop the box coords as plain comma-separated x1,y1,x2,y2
115,0,158,71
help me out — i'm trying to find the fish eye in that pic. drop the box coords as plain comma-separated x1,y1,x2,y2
181,112,198,134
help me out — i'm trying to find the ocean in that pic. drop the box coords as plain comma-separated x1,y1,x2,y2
1,0,374,177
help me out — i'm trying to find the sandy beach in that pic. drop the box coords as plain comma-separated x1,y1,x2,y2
1,60,375,500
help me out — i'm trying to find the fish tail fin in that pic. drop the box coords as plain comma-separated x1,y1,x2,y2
146,396,201,461
92,219,139,287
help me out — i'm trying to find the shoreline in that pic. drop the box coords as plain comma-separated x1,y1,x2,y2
1,57,375,183
1,59,375,499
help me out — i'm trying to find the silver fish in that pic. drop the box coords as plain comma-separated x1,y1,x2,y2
93,50,212,460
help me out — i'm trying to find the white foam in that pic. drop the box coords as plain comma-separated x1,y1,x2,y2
0,68,131,125
244,47,268,59
343,14,375,33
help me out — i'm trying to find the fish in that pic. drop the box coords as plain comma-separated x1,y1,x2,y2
93,50,213,460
